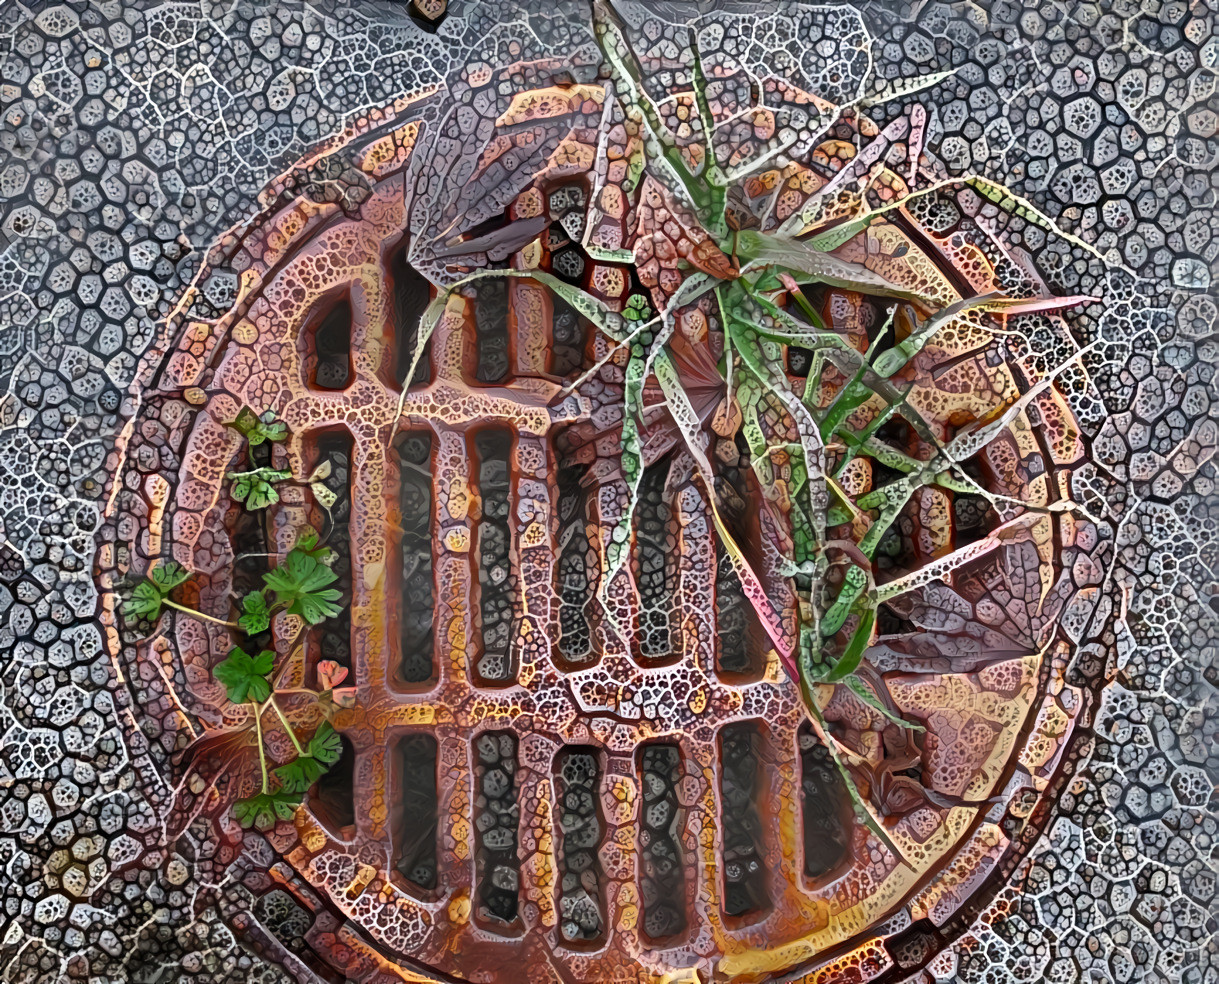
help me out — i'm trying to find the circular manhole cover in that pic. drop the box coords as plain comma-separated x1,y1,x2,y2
103,67,1101,984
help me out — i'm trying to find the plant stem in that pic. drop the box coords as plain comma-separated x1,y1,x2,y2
231,553,279,569
163,598,239,629
269,696,305,756
251,700,268,793
785,280,825,330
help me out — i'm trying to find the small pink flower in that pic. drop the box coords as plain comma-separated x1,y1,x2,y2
331,687,357,709
317,660,348,690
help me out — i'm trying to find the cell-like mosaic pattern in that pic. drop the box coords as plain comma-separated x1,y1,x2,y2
0,2,1213,984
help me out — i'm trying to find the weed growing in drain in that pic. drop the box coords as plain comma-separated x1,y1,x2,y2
122,407,353,830
124,33,1103,851
383,12,1099,862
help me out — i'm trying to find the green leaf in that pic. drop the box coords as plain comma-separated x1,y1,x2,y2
233,790,300,830
623,293,652,322
293,526,334,564
273,756,328,794
271,725,342,794
805,211,884,253
825,609,876,682
230,407,288,446
308,722,343,766
826,504,853,526
238,591,270,634
736,229,937,305
310,481,338,509
231,406,260,437
212,647,275,704
296,526,320,551
263,549,342,625
148,561,190,593
820,565,869,638
250,415,287,447
228,468,291,510
122,580,166,621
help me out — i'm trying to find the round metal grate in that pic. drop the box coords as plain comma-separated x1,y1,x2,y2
103,82,1102,984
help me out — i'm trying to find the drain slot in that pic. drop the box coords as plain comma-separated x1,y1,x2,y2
473,279,509,383
310,733,356,836
712,435,764,680
309,294,353,390
633,455,675,663
394,734,439,891
550,297,588,377
389,243,433,388
799,724,852,880
718,722,769,919
310,431,353,678
555,747,604,944
396,432,434,686
714,542,765,680
556,454,595,666
474,429,515,685
638,744,687,943
474,732,520,926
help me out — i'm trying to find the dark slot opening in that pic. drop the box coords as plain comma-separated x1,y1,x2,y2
473,279,509,383
311,294,353,390
638,744,688,943
714,433,767,679
295,950,347,984
787,284,891,346
877,602,918,637
389,245,433,388
396,432,435,685
633,454,676,663
474,732,520,926
230,497,269,602
556,454,595,666
550,297,588,378
551,245,587,283
718,722,769,919
872,417,918,463
310,733,356,836
797,723,852,880
714,542,766,680
474,429,515,685
548,185,588,284
229,443,274,651
782,289,820,378
952,491,994,547
951,455,999,548
886,920,944,973
309,431,353,678
859,294,891,349
787,344,815,377
460,212,514,242
394,734,439,891
555,747,604,945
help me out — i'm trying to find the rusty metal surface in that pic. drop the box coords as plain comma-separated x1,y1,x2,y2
95,60,1104,981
